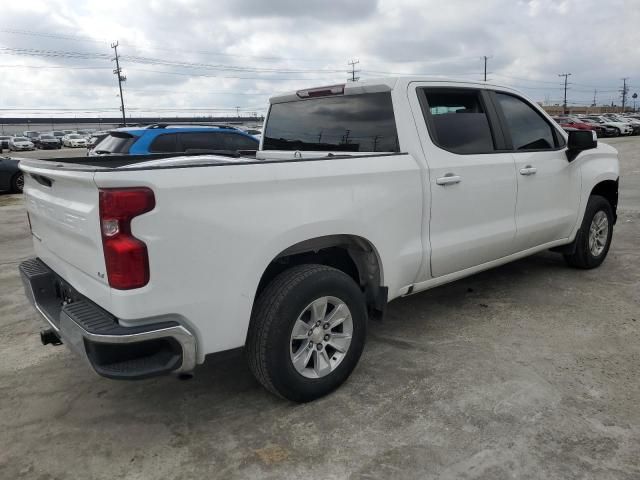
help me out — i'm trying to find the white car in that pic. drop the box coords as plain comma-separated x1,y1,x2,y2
586,116,634,136
19,77,619,402
9,136,35,151
62,134,88,147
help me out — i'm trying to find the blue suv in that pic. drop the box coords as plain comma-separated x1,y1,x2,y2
89,124,259,156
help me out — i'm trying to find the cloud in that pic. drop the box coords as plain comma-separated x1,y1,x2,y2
0,0,638,116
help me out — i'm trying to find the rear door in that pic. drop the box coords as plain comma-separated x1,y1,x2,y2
492,92,581,251
414,87,518,278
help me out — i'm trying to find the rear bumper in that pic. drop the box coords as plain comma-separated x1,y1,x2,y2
19,258,197,379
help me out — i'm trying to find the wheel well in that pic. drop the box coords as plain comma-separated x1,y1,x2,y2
591,179,618,223
255,235,386,314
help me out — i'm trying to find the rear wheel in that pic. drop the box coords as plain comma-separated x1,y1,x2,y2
564,195,613,269
11,172,24,193
246,264,367,402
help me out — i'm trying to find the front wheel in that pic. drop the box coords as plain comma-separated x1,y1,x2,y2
564,195,613,269
246,264,367,402
11,172,24,193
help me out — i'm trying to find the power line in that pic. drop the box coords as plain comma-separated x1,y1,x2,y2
0,47,349,75
0,28,344,64
0,63,112,70
126,67,337,81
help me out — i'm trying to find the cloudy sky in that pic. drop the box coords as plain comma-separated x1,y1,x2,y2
0,0,638,118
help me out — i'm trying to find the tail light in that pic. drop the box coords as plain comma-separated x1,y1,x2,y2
99,188,155,290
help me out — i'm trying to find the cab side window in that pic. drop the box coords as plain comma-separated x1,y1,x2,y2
495,93,559,150
420,88,496,154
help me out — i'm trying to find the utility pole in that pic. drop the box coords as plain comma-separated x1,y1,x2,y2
348,59,360,82
620,78,629,112
483,56,490,82
111,41,127,126
235,106,240,117
372,134,380,152
592,89,597,107
558,73,571,114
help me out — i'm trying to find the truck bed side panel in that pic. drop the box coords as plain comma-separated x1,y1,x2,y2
93,155,423,359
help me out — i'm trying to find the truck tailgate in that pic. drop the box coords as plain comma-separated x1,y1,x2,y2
20,162,109,298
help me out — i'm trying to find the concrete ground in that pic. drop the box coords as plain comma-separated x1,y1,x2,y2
1,138,638,480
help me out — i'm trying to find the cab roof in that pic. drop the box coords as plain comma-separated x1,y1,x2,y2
269,76,523,104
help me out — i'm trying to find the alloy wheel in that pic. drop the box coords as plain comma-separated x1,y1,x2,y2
289,296,353,379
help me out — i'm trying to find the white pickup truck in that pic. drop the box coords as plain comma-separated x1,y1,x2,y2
19,78,619,402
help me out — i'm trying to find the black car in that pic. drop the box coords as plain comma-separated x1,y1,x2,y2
34,134,62,150
0,136,11,150
0,156,23,193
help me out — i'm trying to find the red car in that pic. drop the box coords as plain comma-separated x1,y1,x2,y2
552,117,603,137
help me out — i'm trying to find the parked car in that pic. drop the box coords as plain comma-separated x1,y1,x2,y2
9,136,35,151
576,118,618,137
602,114,640,135
0,156,23,192
18,78,619,402
76,129,93,138
582,116,633,136
552,117,601,136
89,124,258,156
62,130,76,135
34,134,62,150
0,136,11,150
62,134,88,148
23,131,41,143
49,131,66,142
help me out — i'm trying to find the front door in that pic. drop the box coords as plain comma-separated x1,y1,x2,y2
493,92,581,251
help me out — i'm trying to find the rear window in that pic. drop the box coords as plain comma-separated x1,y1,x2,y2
263,92,399,152
95,133,136,154
420,88,495,154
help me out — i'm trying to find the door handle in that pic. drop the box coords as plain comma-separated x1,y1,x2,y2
436,173,462,185
519,166,537,176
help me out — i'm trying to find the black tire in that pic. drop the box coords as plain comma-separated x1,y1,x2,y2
246,264,367,402
11,172,24,193
564,195,613,269
612,128,620,137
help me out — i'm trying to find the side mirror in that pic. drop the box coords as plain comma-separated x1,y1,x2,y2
566,130,597,162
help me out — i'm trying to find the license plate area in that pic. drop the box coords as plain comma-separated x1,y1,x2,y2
54,277,80,307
